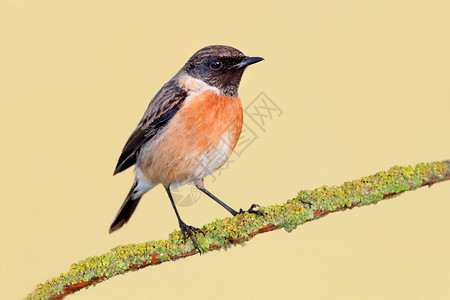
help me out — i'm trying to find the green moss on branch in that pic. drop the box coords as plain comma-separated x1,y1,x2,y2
26,160,450,299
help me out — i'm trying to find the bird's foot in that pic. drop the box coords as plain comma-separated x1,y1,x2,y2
234,204,264,217
300,198,313,208
179,222,204,253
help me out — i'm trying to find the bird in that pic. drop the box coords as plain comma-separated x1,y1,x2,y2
109,45,264,251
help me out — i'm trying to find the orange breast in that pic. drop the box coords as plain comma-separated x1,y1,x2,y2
139,90,243,186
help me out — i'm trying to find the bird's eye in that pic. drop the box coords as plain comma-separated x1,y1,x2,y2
210,60,222,70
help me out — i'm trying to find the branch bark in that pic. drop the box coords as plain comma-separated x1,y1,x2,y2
26,160,450,300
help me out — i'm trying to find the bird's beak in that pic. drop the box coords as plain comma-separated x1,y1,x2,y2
235,56,264,69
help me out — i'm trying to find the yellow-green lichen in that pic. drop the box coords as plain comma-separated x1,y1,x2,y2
26,160,449,300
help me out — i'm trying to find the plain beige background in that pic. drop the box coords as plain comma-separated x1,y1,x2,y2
1,1,450,299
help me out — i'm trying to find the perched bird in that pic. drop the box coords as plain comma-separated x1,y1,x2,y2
110,45,264,251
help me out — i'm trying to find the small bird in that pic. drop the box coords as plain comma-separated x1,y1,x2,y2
109,45,264,251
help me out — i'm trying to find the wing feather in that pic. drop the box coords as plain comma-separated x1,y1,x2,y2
113,80,187,175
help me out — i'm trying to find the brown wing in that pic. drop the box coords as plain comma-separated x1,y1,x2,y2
113,80,187,175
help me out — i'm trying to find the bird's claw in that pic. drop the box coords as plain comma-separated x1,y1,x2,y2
237,204,264,217
179,222,204,253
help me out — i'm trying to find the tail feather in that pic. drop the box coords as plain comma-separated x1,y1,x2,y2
109,181,142,233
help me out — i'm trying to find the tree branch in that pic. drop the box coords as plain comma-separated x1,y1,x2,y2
26,160,450,299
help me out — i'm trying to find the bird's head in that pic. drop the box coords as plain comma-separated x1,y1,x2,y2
182,45,263,97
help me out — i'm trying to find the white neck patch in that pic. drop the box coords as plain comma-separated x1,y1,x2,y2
178,74,221,96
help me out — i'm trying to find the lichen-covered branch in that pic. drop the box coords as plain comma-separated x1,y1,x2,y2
26,160,450,300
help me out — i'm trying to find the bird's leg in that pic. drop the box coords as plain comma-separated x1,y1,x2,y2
194,179,263,217
164,186,203,252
